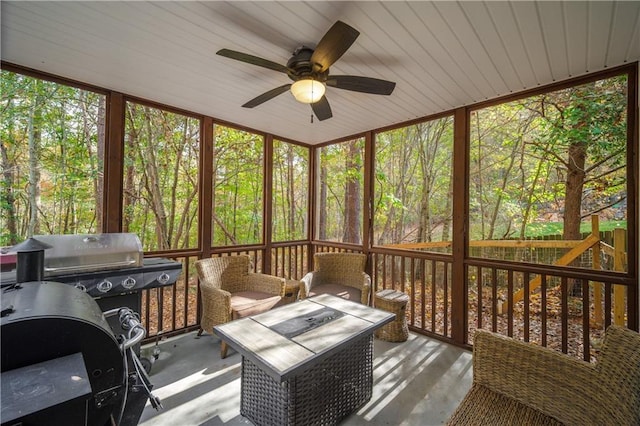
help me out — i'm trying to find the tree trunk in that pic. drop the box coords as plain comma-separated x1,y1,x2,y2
0,105,18,244
343,141,361,244
487,140,518,239
173,118,194,248
318,163,327,240
96,97,105,231
122,110,137,233
563,140,587,239
441,177,453,243
473,114,486,239
564,139,587,295
417,124,434,243
519,150,547,239
138,107,169,249
563,88,589,294
394,137,412,244
417,120,448,244
27,81,43,236
166,117,187,246
287,144,295,238
58,99,68,234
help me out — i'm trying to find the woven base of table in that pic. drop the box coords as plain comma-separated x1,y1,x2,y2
374,290,409,342
240,334,373,426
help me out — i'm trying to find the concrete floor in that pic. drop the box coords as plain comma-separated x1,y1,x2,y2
138,331,473,426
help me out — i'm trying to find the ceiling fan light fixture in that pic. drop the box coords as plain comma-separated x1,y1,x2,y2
291,78,325,104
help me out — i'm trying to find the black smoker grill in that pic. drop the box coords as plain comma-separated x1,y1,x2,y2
0,233,182,425
1,282,160,426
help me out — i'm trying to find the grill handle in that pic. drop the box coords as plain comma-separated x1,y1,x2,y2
103,307,146,350
44,259,137,273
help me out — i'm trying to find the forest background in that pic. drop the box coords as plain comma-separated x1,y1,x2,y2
1,71,628,275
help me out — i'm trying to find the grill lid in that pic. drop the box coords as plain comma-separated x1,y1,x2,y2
34,233,143,276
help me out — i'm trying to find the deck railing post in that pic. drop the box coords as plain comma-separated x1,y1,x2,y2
592,215,603,326
613,228,626,325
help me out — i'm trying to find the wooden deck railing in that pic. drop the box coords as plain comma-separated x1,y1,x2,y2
466,259,632,362
140,252,200,342
141,243,311,343
141,241,634,363
370,249,454,340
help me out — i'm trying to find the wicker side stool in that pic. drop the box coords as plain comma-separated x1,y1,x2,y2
374,289,410,342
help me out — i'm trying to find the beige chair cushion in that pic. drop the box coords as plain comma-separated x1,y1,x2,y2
307,283,361,301
231,291,281,319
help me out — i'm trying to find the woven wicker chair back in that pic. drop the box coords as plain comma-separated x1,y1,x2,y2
314,252,366,288
595,325,640,424
195,255,250,293
195,257,223,291
219,255,251,293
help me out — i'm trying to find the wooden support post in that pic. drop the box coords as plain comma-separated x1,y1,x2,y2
450,107,468,344
104,92,124,232
263,134,274,274
200,117,214,260
613,228,626,326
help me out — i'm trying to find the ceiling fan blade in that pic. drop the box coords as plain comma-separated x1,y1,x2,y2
217,49,289,74
310,21,359,73
326,75,396,95
242,84,292,108
311,96,332,121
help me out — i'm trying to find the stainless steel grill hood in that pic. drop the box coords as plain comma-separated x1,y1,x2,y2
34,233,143,276
1,233,181,299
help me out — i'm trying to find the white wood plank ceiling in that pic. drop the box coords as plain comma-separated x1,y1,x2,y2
2,1,639,145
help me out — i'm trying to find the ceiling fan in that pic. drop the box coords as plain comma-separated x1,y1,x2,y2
217,20,396,121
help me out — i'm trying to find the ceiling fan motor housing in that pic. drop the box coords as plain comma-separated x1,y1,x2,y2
287,47,328,82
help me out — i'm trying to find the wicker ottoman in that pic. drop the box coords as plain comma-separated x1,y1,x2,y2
374,289,409,342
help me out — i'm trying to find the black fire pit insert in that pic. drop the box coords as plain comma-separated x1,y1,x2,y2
270,307,344,339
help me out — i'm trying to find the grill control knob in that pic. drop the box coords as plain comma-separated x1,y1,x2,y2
97,279,113,293
75,283,87,292
122,276,137,289
157,273,171,285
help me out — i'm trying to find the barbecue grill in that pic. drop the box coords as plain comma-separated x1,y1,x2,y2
0,233,183,371
1,233,182,297
0,233,179,425
1,233,181,312
1,281,160,425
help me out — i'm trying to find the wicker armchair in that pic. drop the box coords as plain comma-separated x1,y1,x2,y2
195,255,286,358
447,325,640,425
299,252,371,305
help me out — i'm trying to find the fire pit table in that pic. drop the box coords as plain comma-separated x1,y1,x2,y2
214,294,394,426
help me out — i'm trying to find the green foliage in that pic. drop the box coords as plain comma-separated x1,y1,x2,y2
1,70,105,245
212,125,263,246
123,103,200,251
373,117,454,249
468,74,629,266
272,140,309,242
525,221,627,238
1,70,308,252
318,138,364,242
